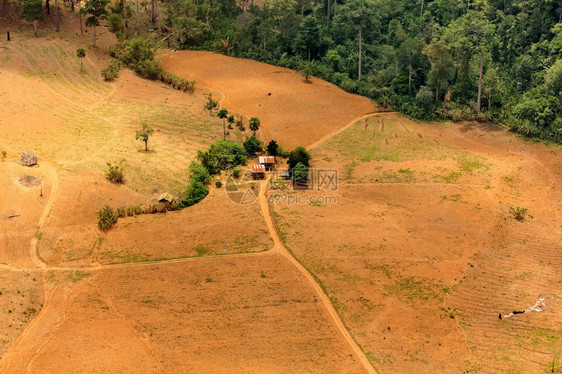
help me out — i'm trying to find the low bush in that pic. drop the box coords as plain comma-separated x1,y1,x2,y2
105,160,125,183
101,60,121,82
161,72,195,93
511,206,529,221
138,59,163,80
97,205,119,231
204,93,219,110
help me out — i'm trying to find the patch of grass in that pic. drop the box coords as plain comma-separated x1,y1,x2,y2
343,161,358,180
441,194,461,201
389,276,440,303
194,245,210,256
67,271,91,282
327,117,460,163
436,171,462,183
458,156,488,173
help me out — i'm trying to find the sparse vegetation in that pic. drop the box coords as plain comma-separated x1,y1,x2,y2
511,206,529,222
204,93,219,111
160,72,195,93
97,205,119,231
105,160,125,183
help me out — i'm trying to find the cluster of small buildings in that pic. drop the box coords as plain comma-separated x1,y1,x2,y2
251,156,277,179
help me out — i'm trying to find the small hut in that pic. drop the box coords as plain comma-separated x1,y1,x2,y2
252,164,266,179
259,156,276,171
19,152,37,166
158,192,174,203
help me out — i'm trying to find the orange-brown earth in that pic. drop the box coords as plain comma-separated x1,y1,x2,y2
1,19,562,373
162,50,377,149
272,115,562,373
0,26,372,372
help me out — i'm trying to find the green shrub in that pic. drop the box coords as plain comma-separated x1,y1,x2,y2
243,136,263,156
179,181,209,208
215,181,222,188
189,161,211,185
232,167,241,178
101,60,121,81
121,37,157,69
105,160,125,183
267,140,279,156
138,59,163,80
108,13,124,33
97,205,119,231
511,206,529,221
287,146,311,169
204,93,218,110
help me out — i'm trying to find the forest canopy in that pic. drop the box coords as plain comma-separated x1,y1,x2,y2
160,0,562,142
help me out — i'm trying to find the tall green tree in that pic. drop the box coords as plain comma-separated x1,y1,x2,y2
22,0,43,37
76,48,86,72
444,11,496,112
266,0,297,40
397,38,424,93
293,14,321,61
333,0,383,81
423,39,455,101
136,122,154,151
79,0,109,47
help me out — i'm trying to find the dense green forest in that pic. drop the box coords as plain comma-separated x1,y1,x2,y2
6,0,562,142
162,0,562,142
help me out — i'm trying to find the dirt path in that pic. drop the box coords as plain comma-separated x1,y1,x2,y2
258,180,377,374
28,163,59,269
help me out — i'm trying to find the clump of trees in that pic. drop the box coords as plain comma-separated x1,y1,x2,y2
179,162,211,208
287,146,311,169
197,140,247,175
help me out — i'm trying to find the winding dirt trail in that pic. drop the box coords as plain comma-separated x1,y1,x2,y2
258,180,377,374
